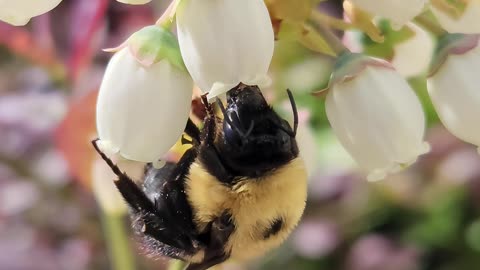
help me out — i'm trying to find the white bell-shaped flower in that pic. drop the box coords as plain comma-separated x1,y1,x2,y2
324,53,430,181
391,23,435,77
431,0,480,34
0,0,62,26
428,34,480,152
96,26,193,164
116,0,152,5
348,0,427,29
176,0,274,99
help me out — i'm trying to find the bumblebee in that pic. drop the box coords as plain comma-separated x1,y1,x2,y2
93,85,307,270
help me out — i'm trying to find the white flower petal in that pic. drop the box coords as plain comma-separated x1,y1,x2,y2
431,1,480,34
176,0,274,98
0,0,62,26
348,0,427,29
326,65,429,181
428,43,480,149
96,48,193,163
116,0,152,5
391,23,435,77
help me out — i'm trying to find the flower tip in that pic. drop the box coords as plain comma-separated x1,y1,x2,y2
367,170,387,182
1,15,30,26
96,139,120,157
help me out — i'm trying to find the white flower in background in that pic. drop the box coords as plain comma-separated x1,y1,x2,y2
347,0,427,29
431,0,480,34
96,26,193,164
0,0,62,26
392,23,435,77
428,34,480,152
323,53,430,181
116,0,152,5
92,158,128,215
176,0,274,99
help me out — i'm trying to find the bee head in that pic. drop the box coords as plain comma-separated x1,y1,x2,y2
216,85,299,177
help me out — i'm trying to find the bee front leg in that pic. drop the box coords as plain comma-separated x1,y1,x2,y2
186,212,235,270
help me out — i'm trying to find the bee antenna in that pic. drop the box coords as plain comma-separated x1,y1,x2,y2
286,89,298,136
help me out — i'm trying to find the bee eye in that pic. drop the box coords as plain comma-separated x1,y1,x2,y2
224,122,244,147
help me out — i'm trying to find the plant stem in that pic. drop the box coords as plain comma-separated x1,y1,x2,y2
156,0,179,29
310,10,354,32
168,260,189,270
414,13,447,37
309,19,349,56
101,211,136,270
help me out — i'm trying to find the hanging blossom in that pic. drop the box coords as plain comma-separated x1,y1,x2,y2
391,23,435,77
116,0,152,4
431,0,480,34
0,0,62,26
347,0,428,29
428,34,480,152
176,0,274,99
316,53,430,181
96,26,193,165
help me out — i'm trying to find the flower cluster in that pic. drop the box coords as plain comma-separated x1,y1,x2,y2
4,0,480,182
95,0,274,165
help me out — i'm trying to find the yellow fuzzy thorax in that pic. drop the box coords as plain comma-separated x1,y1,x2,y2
185,157,307,261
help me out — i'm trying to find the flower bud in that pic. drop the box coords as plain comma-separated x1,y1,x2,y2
348,0,427,29
428,34,480,152
431,0,480,34
0,0,62,26
322,53,430,181
176,0,274,99
96,26,193,163
391,24,435,77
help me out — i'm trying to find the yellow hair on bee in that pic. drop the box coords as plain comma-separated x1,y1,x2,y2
186,157,307,261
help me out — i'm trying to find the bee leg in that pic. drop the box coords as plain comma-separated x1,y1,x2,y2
186,212,235,270
91,139,200,253
184,118,201,145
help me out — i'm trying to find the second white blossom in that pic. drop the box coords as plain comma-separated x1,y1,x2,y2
176,0,274,99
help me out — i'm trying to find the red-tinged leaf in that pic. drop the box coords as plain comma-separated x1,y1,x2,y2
55,90,98,188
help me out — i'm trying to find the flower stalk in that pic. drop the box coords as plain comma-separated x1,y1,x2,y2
308,20,349,56
414,13,447,37
168,260,188,270
101,211,136,270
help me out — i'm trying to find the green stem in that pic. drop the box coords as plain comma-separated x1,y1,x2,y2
414,13,447,37
309,19,349,56
101,211,136,270
168,260,189,270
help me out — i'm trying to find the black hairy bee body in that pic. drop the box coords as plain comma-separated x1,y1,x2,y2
93,85,307,270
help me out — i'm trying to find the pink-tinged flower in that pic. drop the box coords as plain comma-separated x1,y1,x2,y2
0,0,62,26
428,34,480,152
320,53,430,181
96,26,193,164
176,0,274,99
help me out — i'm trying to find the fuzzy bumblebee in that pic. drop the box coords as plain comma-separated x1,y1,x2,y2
93,85,307,270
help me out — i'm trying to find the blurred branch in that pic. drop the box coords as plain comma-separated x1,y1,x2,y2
168,260,188,270
101,211,136,270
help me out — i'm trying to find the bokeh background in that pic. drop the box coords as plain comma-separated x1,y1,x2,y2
1,0,480,270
